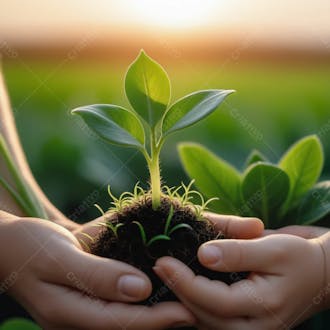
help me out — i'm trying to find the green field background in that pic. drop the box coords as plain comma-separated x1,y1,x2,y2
3,58,330,221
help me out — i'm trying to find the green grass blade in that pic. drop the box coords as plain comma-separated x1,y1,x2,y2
147,234,171,247
132,221,147,245
164,205,174,235
168,223,193,236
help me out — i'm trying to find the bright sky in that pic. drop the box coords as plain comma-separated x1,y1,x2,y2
1,0,330,48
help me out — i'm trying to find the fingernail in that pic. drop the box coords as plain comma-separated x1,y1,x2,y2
153,264,171,278
118,275,148,299
152,266,179,288
153,266,164,276
199,245,222,265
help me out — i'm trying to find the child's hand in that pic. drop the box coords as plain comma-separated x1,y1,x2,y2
0,214,195,329
265,224,329,239
203,213,264,239
154,232,330,330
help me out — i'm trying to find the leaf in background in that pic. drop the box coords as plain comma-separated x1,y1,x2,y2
72,104,145,148
295,181,330,225
162,89,234,136
0,318,41,330
242,163,290,227
125,50,171,127
244,149,268,168
279,135,323,205
179,143,241,214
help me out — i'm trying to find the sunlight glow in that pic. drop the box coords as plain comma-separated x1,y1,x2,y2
128,0,219,29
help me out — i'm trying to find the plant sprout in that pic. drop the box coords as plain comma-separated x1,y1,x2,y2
93,181,218,246
72,50,234,210
132,205,193,247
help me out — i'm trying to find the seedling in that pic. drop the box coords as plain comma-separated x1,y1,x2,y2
72,50,240,303
133,205,193,247
72,50,233,210
179,135,330,228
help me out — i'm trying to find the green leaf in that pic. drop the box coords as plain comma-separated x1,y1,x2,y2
162,89,234,136
0,176,33,216
179,143,241,214
242,163,290,227
72,104,145,149
164,205,174,235
0,318,41,330
279,135,323,204
168,223,193,236
244,149,268,168
125,50,171,127
132,221,147,245
147,234,171,247
0,135,47,219
295,181,330,225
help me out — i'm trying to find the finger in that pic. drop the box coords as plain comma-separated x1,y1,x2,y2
262,229,276,236
274,225,329,239
154,257,260,317
0,210,19,220
204,213,264,238
31,282,196,330
197,313,261,330
73,215,107,250
46,246,152,303
197,236,280,272
187,305,256,330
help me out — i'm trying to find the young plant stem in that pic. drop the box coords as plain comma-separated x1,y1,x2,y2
147,129,162,210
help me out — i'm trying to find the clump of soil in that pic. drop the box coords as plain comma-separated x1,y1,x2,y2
92,195,246,306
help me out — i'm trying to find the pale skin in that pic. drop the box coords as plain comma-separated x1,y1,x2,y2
154,214,330,330
0,211,198,329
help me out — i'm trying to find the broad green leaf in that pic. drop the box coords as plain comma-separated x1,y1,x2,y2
179,143,241,214
125,50,171,127
295,181,330,225
279,135,323,204
244,149,268,168
72,104,145,148
242,163,290,227
0,318,41,330
162,89,234,136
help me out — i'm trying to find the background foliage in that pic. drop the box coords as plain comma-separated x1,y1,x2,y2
3,57,330,221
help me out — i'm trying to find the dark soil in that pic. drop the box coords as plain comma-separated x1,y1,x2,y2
92,195,246,329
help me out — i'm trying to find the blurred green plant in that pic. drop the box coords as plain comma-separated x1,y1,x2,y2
0,318,41,330
179,135,330,228
0,135,47,218
4,59,330,219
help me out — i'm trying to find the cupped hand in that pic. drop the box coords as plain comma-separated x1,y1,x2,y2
154,232,329,330
0,213,195,329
